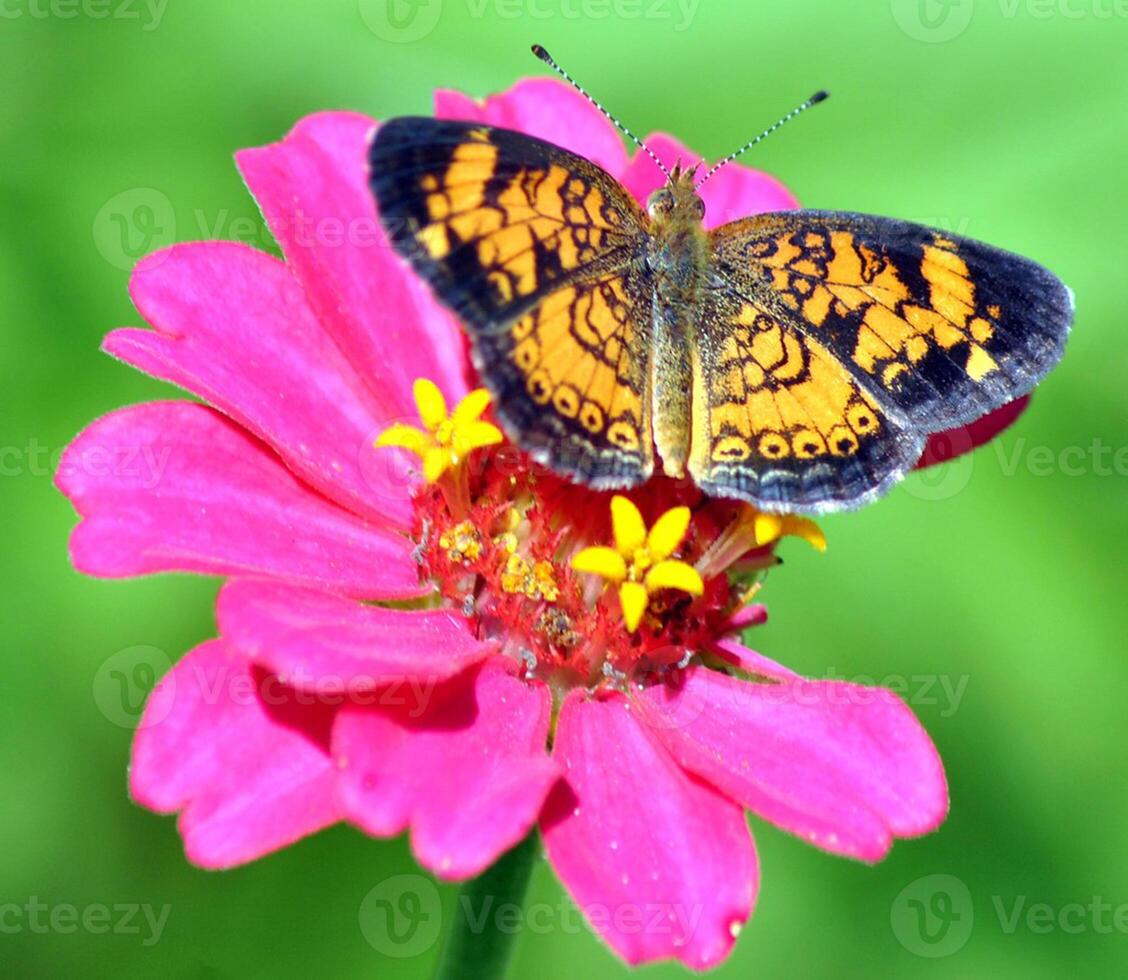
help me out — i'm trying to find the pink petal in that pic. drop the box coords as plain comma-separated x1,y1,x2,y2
696,153,800,226
719,602,769,635
710,637,798,682
637,667,949,863
217,578,493,695
618,133,797,223
56,402,422,599
130,640,342,868
916,395,1031,469
111,242,413,529
435,78,630,177
333,658,558,880
236,111,469,417
541,691,757,969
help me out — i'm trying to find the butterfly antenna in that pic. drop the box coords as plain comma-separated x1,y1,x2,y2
531,44,672,182
695,90,829,189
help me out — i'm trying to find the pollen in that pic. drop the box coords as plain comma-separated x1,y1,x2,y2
439,520,482,564
500,552,560,602
535,607,580,650
493,508,523,554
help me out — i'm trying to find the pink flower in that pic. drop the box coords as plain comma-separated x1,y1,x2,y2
56,78,1018,969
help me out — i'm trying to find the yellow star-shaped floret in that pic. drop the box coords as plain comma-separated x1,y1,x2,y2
375,379,503,483
571,495,704,633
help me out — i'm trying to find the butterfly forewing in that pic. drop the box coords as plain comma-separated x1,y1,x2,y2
709,211,1073,430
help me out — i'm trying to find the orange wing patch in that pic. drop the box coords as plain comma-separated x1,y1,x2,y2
696,209,1072,507
416,150,633,309
692,298,888,468
371,118,655,487
731,223,1003,390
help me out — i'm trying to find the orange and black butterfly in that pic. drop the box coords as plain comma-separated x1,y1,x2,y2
369,47,1072,513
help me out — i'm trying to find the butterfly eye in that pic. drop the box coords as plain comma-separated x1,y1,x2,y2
694,198,706,220
647,189,674,218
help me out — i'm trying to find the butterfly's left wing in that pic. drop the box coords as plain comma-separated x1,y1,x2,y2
369,118,655,486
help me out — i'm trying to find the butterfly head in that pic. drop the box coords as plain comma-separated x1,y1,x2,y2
647,163,705,227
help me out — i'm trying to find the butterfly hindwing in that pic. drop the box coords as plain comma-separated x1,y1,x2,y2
472,270,654,485
370,117,655,485
709,210,1073,431
688,287,925,511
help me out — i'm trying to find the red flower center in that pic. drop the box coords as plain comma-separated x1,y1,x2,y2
412,449,766,691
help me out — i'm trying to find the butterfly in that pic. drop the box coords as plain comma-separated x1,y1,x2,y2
368,53,1072,514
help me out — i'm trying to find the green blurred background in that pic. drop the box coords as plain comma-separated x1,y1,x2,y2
3,0,1126,976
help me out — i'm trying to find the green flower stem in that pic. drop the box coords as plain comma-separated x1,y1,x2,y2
432,831,539,980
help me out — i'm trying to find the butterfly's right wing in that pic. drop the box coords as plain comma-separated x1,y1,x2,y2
370,118,655,485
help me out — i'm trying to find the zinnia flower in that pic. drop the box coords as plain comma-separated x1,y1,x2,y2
57,77,1025,968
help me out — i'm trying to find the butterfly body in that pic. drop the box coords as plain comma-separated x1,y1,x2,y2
370,117,1072,513
643,165,711,479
